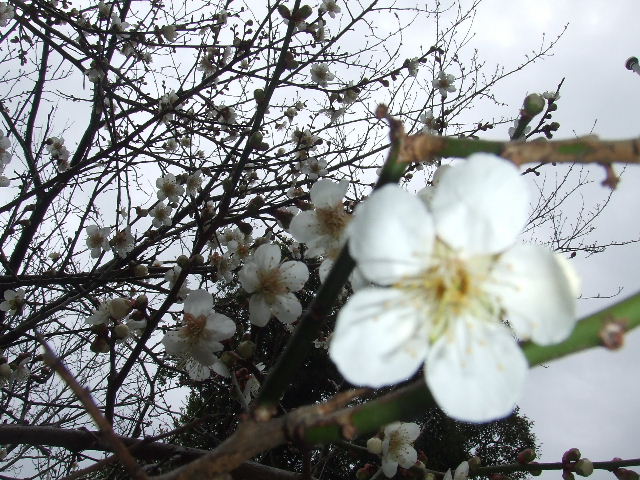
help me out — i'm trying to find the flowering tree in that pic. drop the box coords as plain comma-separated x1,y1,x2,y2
0,0,639,479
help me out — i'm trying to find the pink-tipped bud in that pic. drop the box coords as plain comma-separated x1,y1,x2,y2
574,459,594,477
517,448,537,464
563,448,582,465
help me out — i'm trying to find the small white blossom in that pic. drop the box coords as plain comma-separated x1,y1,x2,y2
85,66,105,84
112,228,135,258
210,251,234,282
186,170,203,196
86,225,111,258
239,244,309,326
329,154,578,422
310,64,334,87
419,109,436,134
406,58,419,77
46,137,71,162
110,13,129,35
163,138,179,152
300,157,328,180
432,71,456,99
162,290,236,380
0,132,12,167
290,179,350,258
444,462,470,480
381,422,420,477
542,91,560,101
161,24,177,42
150,202,173,228
319,0,341,18
0,176,9,187
0,289,25,315
156,173,185,203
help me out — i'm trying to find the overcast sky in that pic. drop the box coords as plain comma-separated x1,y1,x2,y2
466,1,640,477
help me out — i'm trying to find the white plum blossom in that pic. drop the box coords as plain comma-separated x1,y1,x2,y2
290,179,350,260
86,298,132,325
380,422,420,477
432,71,456,99
239,244,309,326
112,228,135,258
0,175,8,187
164,265,190,299
209,251,235,282
156,173,185,203
161,24,177,42
110,13,129,35
46,137,70,162
310,64,335,87
419,109,436,134
86,301,110,325
406,58,419,77
162,290,236,381
329,153,578,422
0,2,15,27
300,157,328,180
163,138,178,152
0,289,25,315
185,170,203,196
86,225,111,258
542,91,560,101
0,132,12,168
319,0,341,18
150,202,173,228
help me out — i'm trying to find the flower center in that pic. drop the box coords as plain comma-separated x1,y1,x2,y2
316,205,350,239
183,313,207,340
258,268,287,301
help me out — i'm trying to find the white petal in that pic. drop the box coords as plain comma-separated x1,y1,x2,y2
249,294,271,327
310,179,348,208
211,358,230,377
397,422,420,443
454,461,470,480
329,288,428,387
490,244,577,345
382,457,399,478
279,261,309,291
396,444,418,469
289,211,324,247
184,289,213,318
206,313,236,341
426,318,527,422
271,293,302,324
185,360,210,381
254,243,281,271
191,343,218,365
431,154,528,256
162,331,188,355
319,258,333,283
349,185,434,285
238,263,260,293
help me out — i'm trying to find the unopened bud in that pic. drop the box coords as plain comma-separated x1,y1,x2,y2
366,437,382,455
517,448,537,464
191,254,205,266
523,93,545,117
237,340,256,359
133,264,149,277
530,462,542,476
468,456,481,470
563,471,576,480
108,298,132,320
220,351,237,368
355,465,373,480
563,448,581,465
0,363,12,378
176,255,190,268
90,337,110,353
574,459,594,477
113,324,130,340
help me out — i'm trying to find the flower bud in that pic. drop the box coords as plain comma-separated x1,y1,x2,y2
467,456,481,470
220,351,237,368
574,459,594,477
176,255,190,268
191,254,205,266
108,298,132,320
113,324,130,340
562,448,581,465
90,337,110,353
133,264,149,277
0,362,12,378
517,448,537,464
237,340,256,359
355,465,374,480
530,462,542,476
366,437,382,455
523,93,545,117
563,471,575,480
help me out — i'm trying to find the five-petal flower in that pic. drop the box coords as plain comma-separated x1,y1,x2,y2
329,153,578,422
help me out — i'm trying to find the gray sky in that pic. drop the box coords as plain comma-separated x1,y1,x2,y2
468,1,640,477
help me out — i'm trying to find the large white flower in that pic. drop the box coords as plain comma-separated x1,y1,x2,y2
239,244,309,326
329,154,578,422
380,422,420,477
162,290,236,381
432,71,456,99
290,179,350,258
